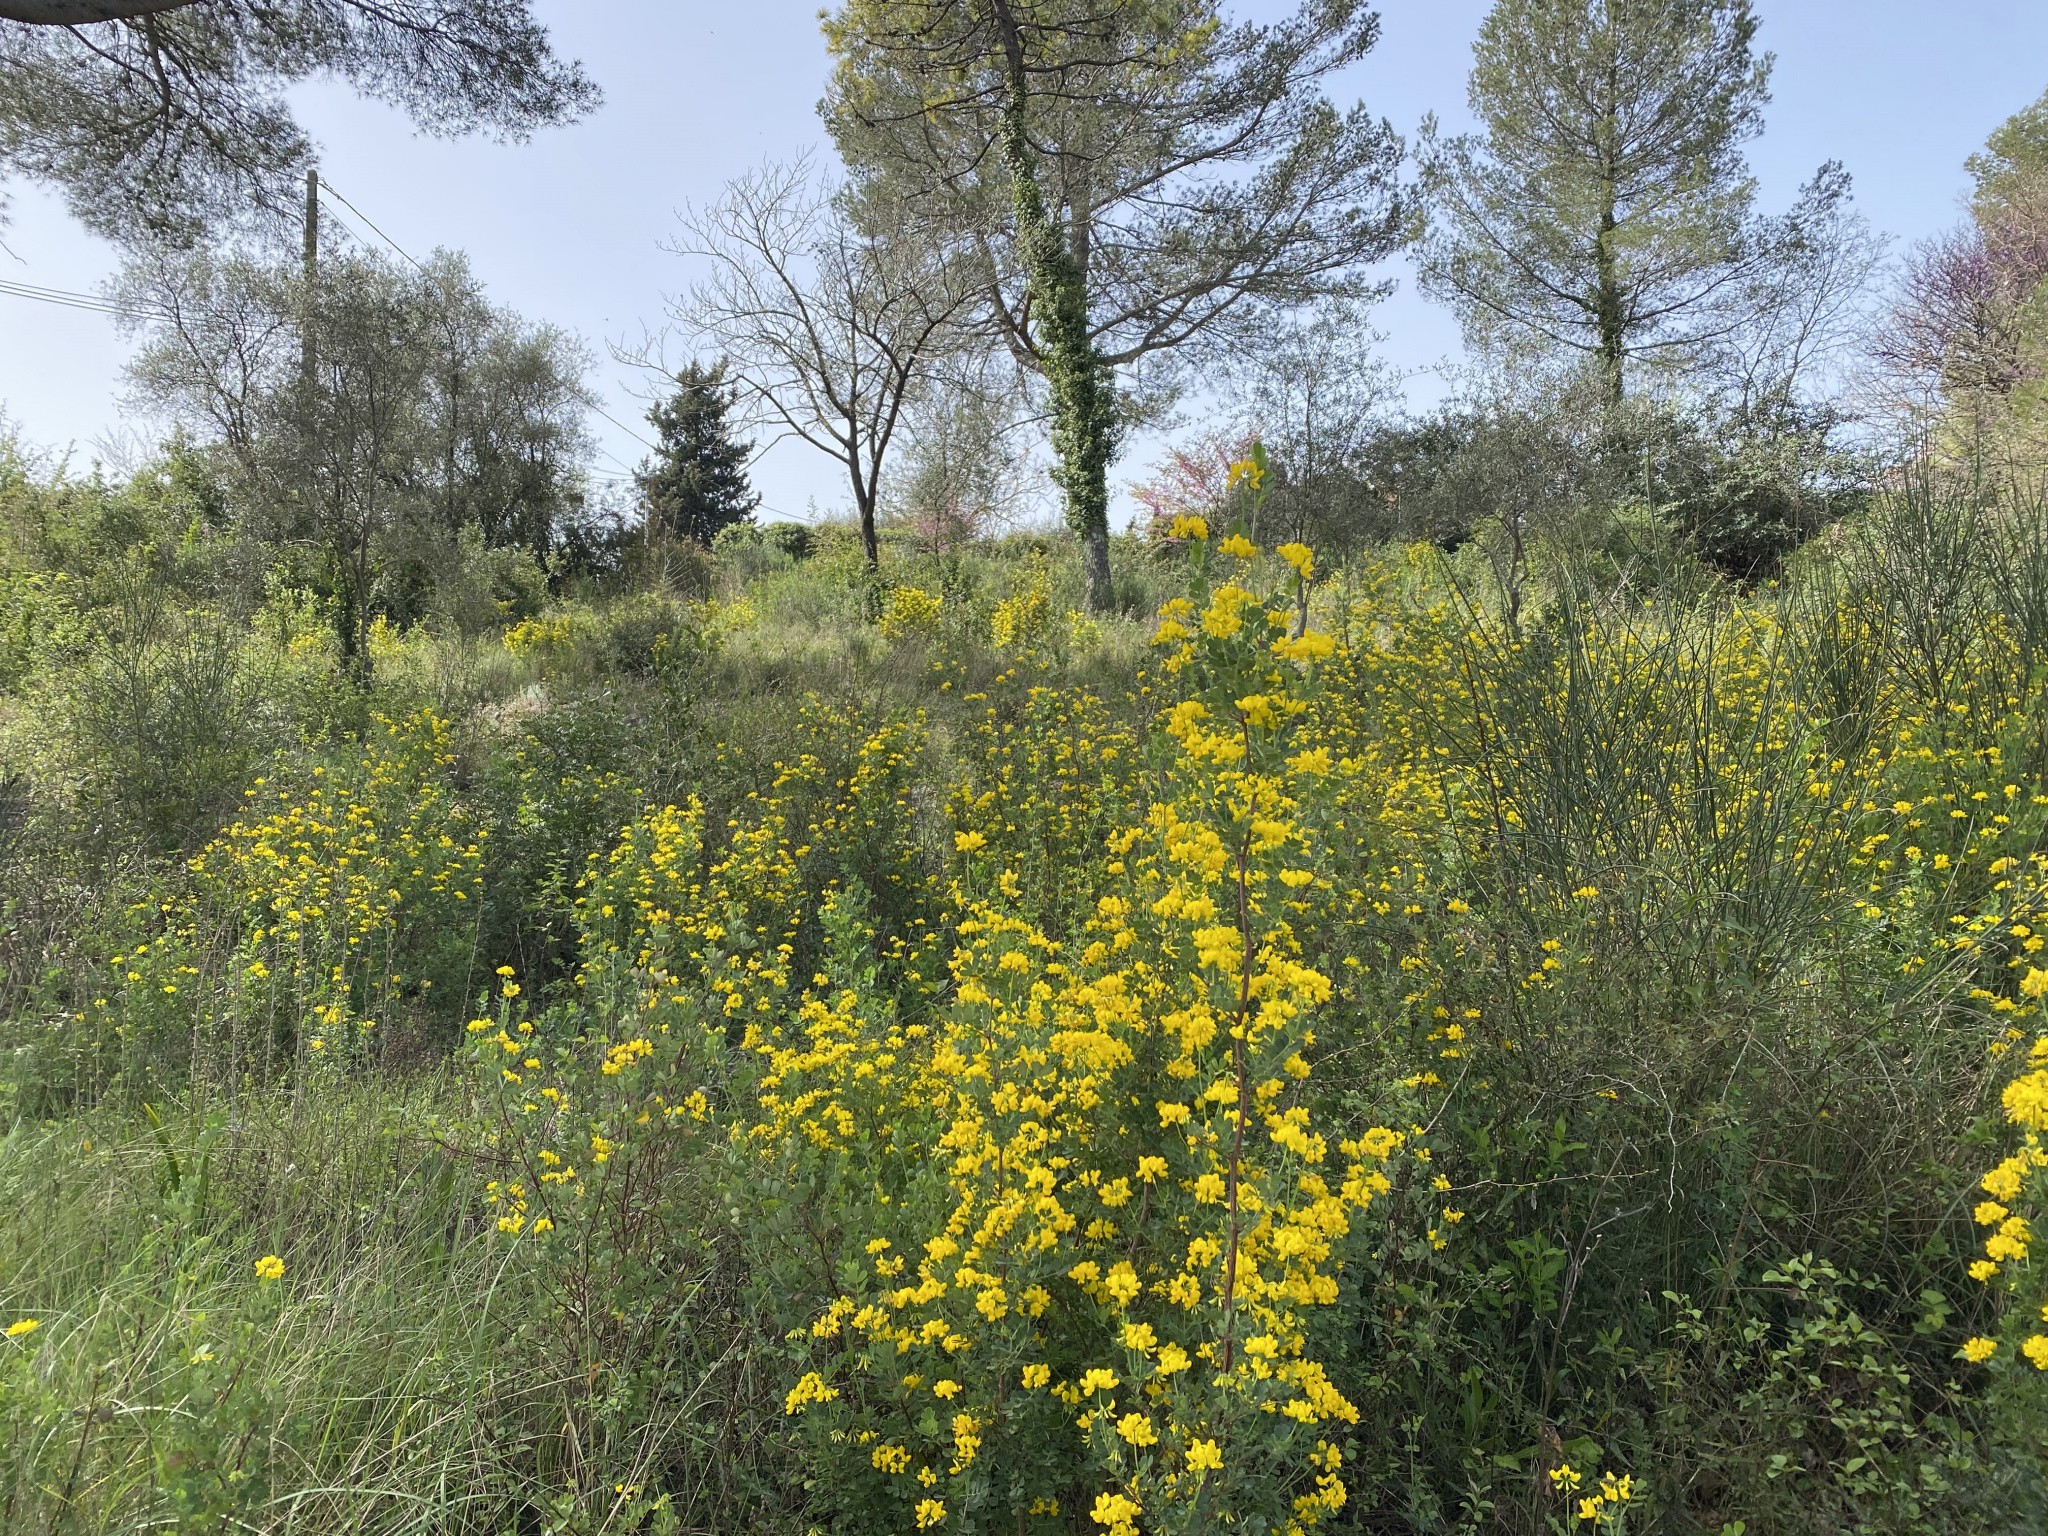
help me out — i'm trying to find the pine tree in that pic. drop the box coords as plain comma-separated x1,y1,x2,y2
822,0,1403,612
1418,0,1773,399
635,361,761,544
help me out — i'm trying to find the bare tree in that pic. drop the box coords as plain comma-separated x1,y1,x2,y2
1218,297,1399,543
885,354,1043,553
667,157,974,569
1876,222,2048,415
1701,164,1889,422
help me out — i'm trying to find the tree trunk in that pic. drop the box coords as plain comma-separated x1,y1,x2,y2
1081,521,1112,614
1594,208,1626,405
855,484,880,571
350,527,375,690
333,549,364,686
1593,62,1626,405
991,1,1119,614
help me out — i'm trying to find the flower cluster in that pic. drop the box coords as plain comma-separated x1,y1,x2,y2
765,523,1405,1536
1550,1463,1634,1530
98,711,483,1080
991,568,1054,653
880,585,945,643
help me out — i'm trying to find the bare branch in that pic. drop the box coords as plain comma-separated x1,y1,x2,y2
0,0,188,20
659,155,977,564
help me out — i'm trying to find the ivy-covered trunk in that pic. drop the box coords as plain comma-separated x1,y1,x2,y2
993,13,1118,614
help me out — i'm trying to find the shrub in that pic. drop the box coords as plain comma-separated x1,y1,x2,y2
764,520,815,561
879,585,944,642
71,711,486,1098
66,562,258,852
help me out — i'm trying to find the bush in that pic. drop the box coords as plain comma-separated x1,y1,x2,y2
764,520,815,560
66,563,258,852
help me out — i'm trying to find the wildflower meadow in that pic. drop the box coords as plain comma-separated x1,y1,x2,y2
4,446,2048,1535
8,5,2048,1532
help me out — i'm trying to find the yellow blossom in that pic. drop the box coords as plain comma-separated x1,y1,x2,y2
784,1372,838,1414
1116,1411,1158,1446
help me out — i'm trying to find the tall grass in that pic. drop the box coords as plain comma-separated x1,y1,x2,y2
0,1077,785,1535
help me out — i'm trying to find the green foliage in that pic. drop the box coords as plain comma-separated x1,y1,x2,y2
122,245,595,684
1419,0,1770,391
65,563,258,852
7,434,2048,1533
0,1081,706,1536
1970,85,2048,220
763,520,815,561
635,361,761,546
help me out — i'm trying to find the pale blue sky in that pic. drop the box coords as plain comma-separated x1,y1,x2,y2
3,1,2046,525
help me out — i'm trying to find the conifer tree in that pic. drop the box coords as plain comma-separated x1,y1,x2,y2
822,0,1403,612
635,362,761,545
1418,0,1775,399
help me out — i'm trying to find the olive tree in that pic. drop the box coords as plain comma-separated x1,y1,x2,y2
122,243,592,680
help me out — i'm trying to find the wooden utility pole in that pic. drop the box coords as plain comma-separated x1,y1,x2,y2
301,169,318,394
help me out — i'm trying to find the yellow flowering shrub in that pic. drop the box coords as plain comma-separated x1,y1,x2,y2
880,585,945,642
504,610,589,657
945,676,1140,935
1960,955,2048,1386
756,523,1405,1536
992,568,1055,653
96,711,484,1086
435,479,2048,1528
461,508,1413,1532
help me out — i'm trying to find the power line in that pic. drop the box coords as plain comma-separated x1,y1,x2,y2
591,400,657,452
595,440,643,478
11,176,654,478
316,176,423,271
0,277,159,321
309,175,657,465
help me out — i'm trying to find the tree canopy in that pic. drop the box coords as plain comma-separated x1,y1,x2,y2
0,0,596,243
1970,84,2048,224
1418,0,1777,397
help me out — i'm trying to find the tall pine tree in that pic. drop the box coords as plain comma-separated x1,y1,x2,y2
1417,0,1774,399
822,0,1403,612
636,361,761,544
